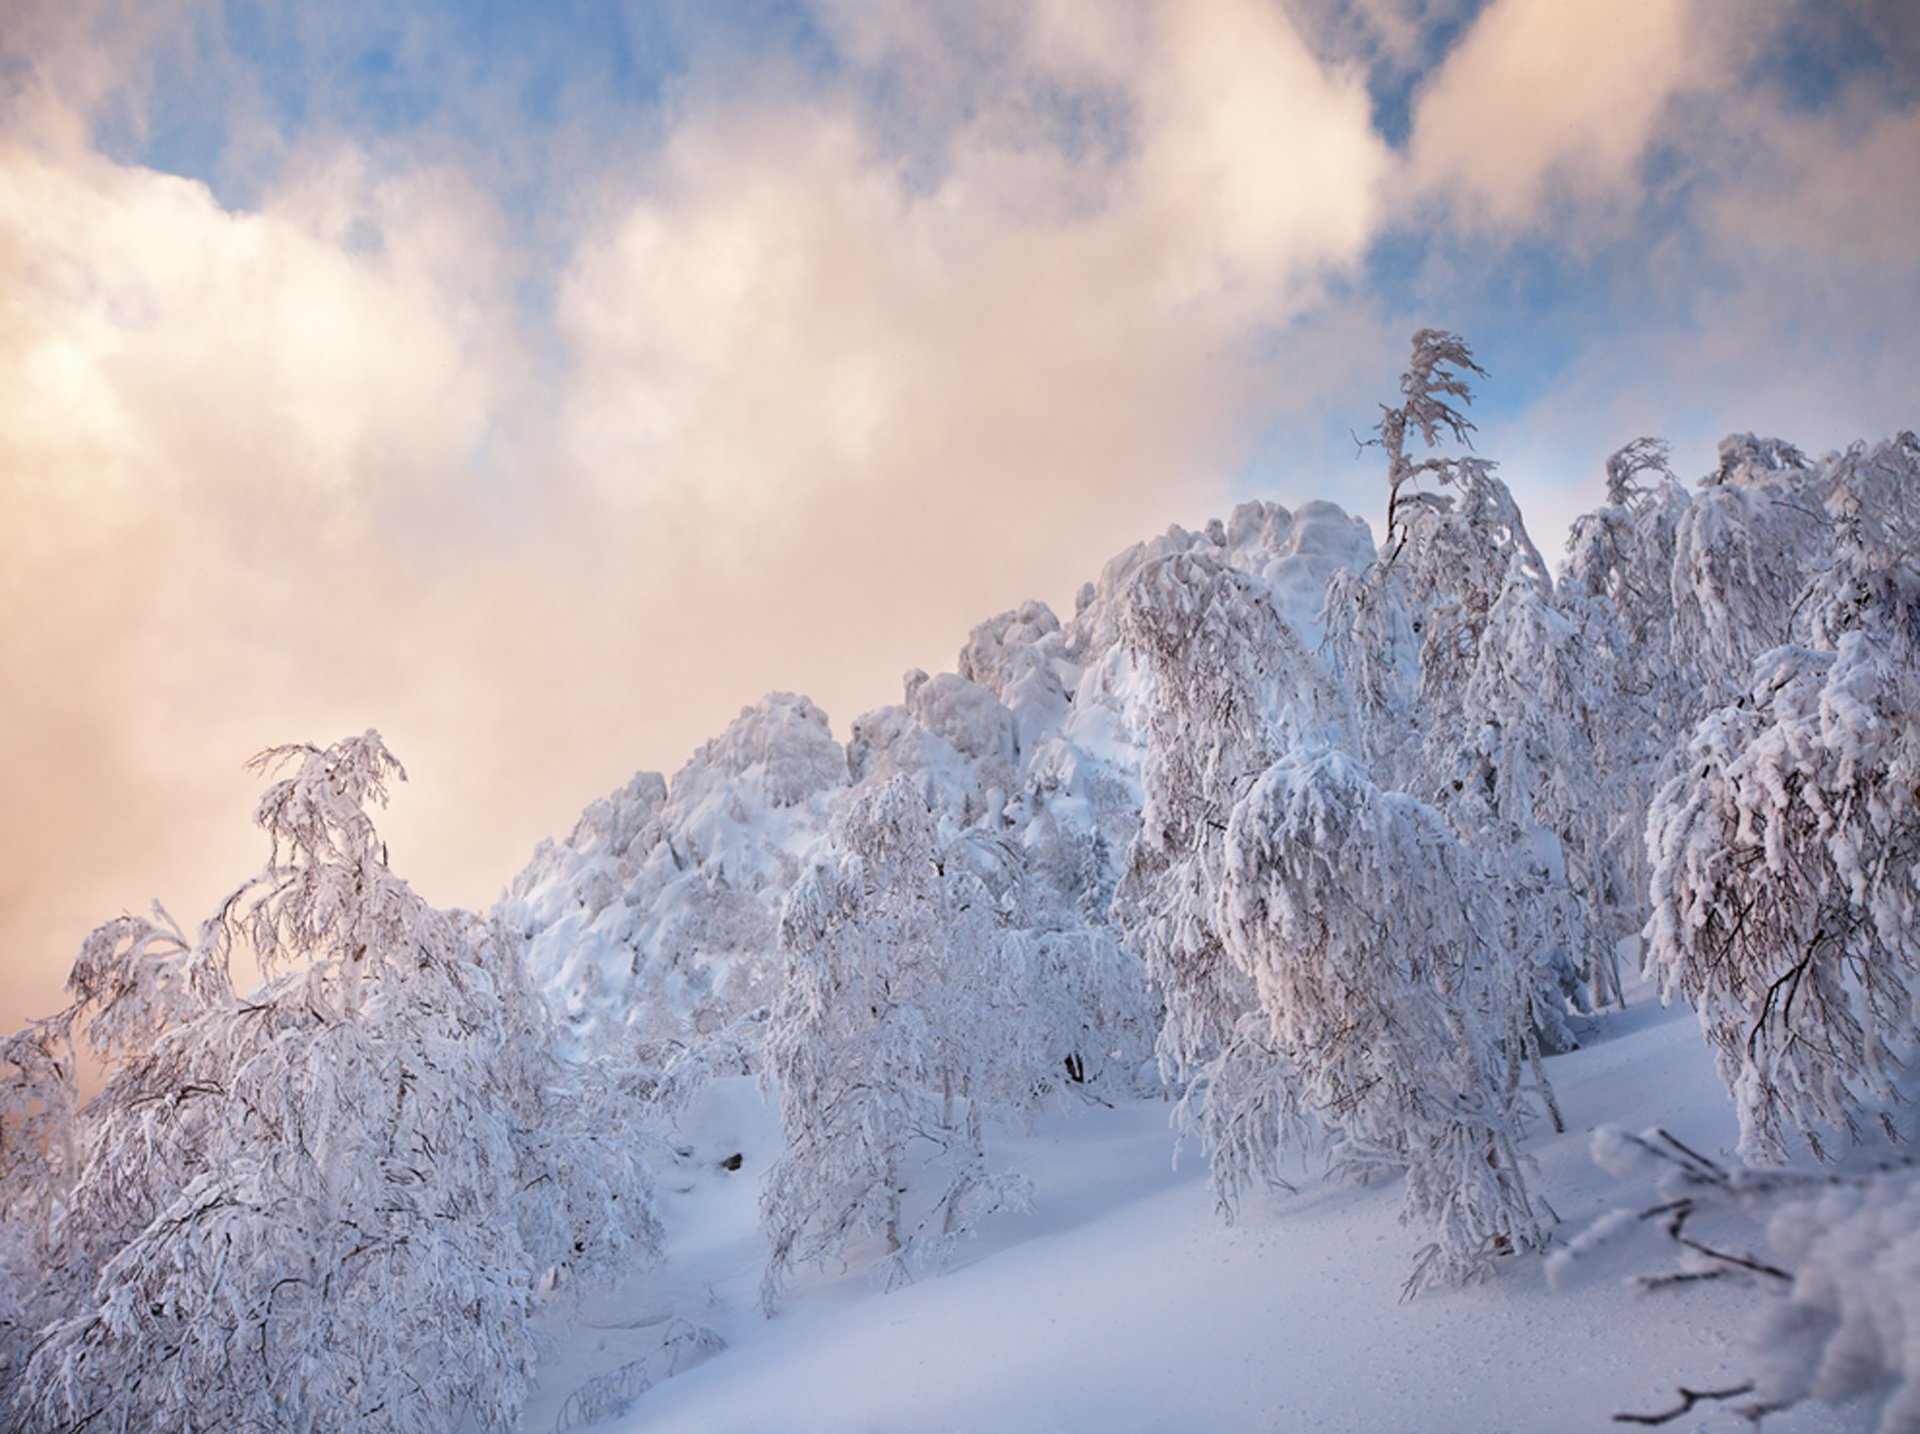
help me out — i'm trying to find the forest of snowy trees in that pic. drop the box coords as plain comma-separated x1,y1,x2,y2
3,333,1915,1430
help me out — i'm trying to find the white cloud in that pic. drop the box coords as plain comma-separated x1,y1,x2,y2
558,0,1393,537
0,133,525,1017
1136,0,1389,303
1408,0,1722,230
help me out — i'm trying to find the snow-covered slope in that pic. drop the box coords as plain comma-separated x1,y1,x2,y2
526,982,1867,1434
499,692,846,1057
498,499,1378,1056
495,437,1911,1432
9,385,1911,1433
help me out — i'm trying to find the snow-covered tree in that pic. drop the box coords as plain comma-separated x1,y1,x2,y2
1329,330,1548,786
1330,331,1607,1038
1564,438,1688,668
503,692,847,1065
6,733,656,1432
955,823,1154,1100
1453,561,1622,1027
0,1016,81,1393
1365,328,1490,558
1668,433,1833,707
848,668,1021,835
1218,749,1545,1291
1112,549,1331,1211
760,779,1033,1309
1648,435,1920,1162
1111,337,1582,1262
1560,439,1693,937
957,600,1076,760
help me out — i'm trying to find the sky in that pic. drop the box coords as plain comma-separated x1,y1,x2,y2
2,0,1916,1032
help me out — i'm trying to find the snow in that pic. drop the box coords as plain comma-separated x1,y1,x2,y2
528,980,1868,1434
13,394,1911,1428
486,424,1919,1433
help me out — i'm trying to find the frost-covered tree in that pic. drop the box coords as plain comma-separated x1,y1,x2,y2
1218,749,1544,1291
1648,435,1920,1162
1454,561,1622,1027
1560,439,1693,936
760,779,1033,1310
1564,438,1688,669
1329,331,1606,1037
1329,330,1548,785
5,733,656,1432
1668,433,1833,706
504,692,847,1066
848,669,1021,834
0,1017,81,1393
1365,328,1490,558
1112,339,1583,1260
1112,549,1331,1211
950,822,1155,1100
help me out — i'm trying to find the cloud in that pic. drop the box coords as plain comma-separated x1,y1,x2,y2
1693,86,1920,291
0,0,204,158
0,0,1400,1032
1135,0,1389,302
556,0,1392,553
1407,0,1730,231
1280,0,1481,87
0,132,524,1014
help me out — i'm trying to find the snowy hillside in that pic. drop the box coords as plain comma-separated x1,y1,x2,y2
4,334,1913,1434
527,978,1860,1434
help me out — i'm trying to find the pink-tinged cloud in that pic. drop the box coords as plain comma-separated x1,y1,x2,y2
0,1,1400,1031
1408,0,1744,232
1,0,1911,1037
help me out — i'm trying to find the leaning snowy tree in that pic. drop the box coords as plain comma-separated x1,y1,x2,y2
760,778,1034,1311
1326,329,1606,1037
1667,433,1834,709
1559,438,1693,939
1648,434,1920,1163
5,732,657,1432
1326,329,1548,786
1562,438,1691,724
1218,748,1545,1292
1322,330,1505,786
1369,328,1490,558
1111,548,1332,1212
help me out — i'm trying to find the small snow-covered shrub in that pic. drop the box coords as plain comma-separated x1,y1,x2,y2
1564,1126,1920,1432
